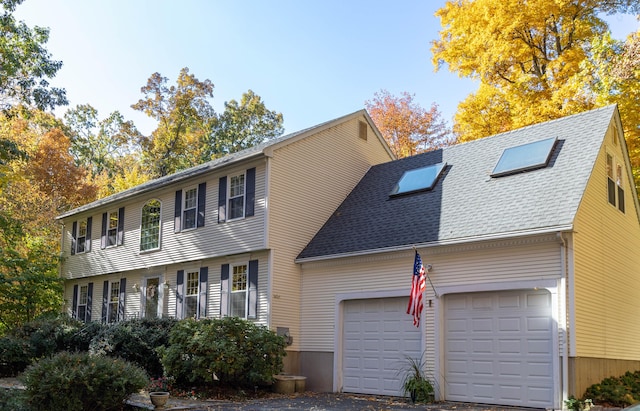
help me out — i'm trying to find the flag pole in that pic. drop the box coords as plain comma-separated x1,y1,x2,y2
413,246,439,298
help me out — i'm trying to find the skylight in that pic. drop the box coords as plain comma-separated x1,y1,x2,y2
390,162,446,196
491,137,557,177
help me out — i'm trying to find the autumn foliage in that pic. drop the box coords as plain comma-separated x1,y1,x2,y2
365,90,453,158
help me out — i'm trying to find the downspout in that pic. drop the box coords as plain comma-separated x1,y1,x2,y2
559,232,569,408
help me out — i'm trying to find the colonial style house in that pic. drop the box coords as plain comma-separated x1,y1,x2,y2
56,110,394,371
295,105,640,409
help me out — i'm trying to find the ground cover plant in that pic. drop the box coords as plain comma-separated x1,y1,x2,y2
583,370,640,407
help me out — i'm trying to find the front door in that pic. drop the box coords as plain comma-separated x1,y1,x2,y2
143,277,163,318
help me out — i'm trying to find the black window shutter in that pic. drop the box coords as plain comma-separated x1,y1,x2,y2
86,282,93,322
118,278,126,321
71,221,77,255
86,217,92,252
176,270,184,319
618,186,625,213
246,168,256,217
101,280,109,323
220,264,229,316
72,284,79,319
248,260,258,319
174,190,182,233
218,176,227,223
199,266,208,319
101,213,107,249
608,178,616,206
117,207,125,246
197,182,206,227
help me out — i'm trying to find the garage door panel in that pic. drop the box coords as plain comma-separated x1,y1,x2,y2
444,289,553,408
342,297,421,396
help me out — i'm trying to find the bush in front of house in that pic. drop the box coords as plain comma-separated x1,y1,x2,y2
89,317,178,378
0,336,33,377
160,317,287,387
21,351,148,411
583,370,640,407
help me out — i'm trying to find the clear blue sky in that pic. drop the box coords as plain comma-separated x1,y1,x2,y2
14,1,639,136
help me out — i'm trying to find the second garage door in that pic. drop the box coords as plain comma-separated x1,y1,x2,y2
342,297,421,396
444,289,554,409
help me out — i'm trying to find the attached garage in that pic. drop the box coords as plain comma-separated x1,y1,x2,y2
444,289,554,409
342,297,421,396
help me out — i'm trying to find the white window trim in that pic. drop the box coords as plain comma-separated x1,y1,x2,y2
75,219,88,254
606,150,625,212
182,186,199,231
227,172,246,221
230,263,248,319
139,199,162,253
106,210,119,248
76,284,88,321
183,269,200,319
107,280,120,323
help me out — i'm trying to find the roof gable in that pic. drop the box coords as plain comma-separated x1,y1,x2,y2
297,105,619,260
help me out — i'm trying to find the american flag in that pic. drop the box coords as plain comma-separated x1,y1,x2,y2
407,251,426,327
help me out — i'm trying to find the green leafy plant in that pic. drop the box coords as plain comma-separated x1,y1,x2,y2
89,317,177,378
565,396,593,411
160,317,287,387
0,336,33,377
399,354,434,403
584,370,640,407
21,351,148,411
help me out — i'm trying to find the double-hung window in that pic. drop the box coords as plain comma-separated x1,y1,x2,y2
230,264,248,318
71,217,92,255
229,174,245,220
101,208,124,248
220,260,257,319
174,183,206,232
606,152,625,213
72,283,93,323
108,281,120,323
184,271,199,319
140,199,161,251
183,188,198,230
176,267,208,319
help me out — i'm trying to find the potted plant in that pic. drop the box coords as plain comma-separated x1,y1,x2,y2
148,377,172,409
399,354,434,403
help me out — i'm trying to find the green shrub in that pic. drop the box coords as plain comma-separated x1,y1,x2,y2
89,317,177,378
160,317,286,387
0,336,33,377
0,388,30,411
22,351,148,411
584,370,640,407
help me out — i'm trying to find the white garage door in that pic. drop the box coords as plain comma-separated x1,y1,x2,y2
342,297,421,396
444,289,554,408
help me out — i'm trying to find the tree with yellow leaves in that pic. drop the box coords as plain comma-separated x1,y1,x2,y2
432,0,639,142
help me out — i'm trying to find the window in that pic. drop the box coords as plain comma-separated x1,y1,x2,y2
184,271,199,319
390,163,446,196
218,169,255,223
230,265,247,318
606,153,625,213
72,283,92,323
174,183,206,232
71,217,92,255
108,281,120,323
359,121,368,141
101,208,124,248
229,174,245,220
221,260,257,319
491,137,557,177
183,188,198,229
176,268,208,319
140,199,161,251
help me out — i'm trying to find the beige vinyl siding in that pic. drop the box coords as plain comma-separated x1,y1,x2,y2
572,122,640,360
299,237,562,354
64,251,269,325
60,160,267,279
268,117,393,349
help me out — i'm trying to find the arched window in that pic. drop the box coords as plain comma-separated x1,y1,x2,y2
140,199,161,251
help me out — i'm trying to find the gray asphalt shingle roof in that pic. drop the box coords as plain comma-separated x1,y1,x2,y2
297,105,619,260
